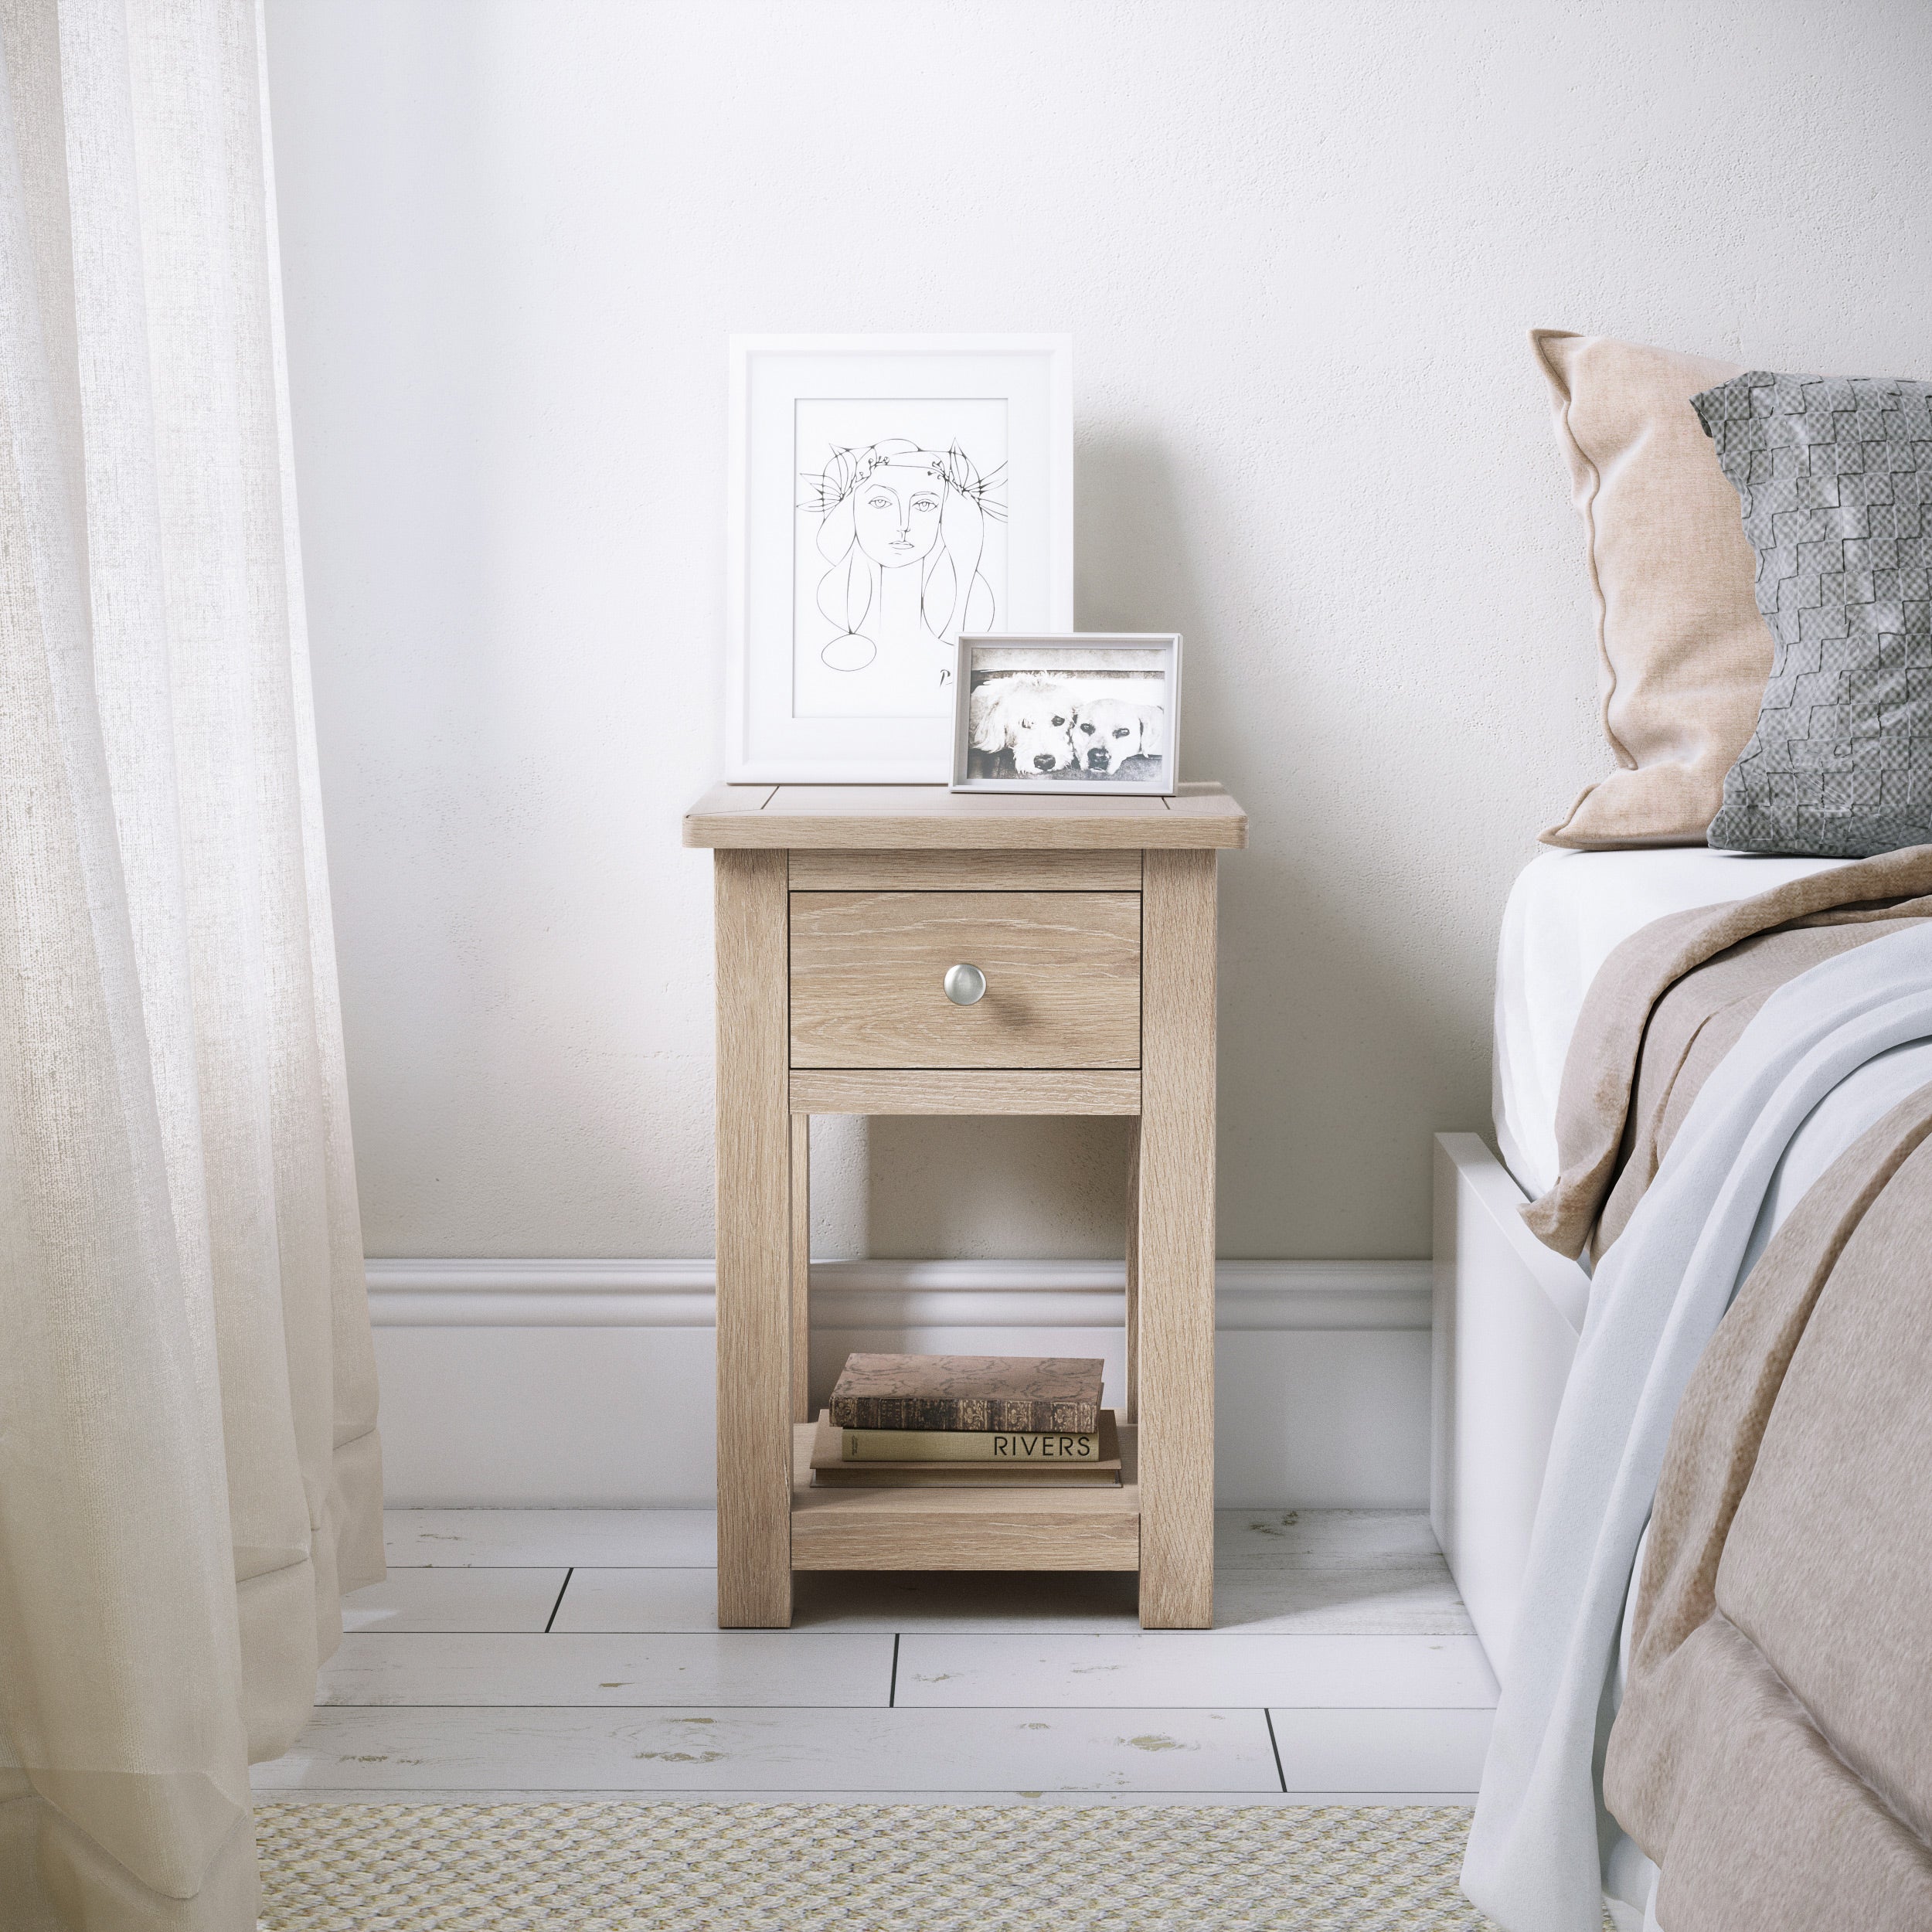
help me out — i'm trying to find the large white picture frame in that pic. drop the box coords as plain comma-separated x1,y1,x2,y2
727,335,1073,782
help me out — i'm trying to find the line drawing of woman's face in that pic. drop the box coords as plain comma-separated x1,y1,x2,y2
853,461,945,569
802,437,1003,677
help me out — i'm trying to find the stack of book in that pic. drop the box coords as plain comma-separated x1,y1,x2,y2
809,1353,1121,1488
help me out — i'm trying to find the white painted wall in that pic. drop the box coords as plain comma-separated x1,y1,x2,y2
265,0,1932,1271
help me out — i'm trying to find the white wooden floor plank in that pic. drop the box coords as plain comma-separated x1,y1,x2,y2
334,1513,1492,1804
256,1787,1474,1808
549,1569,723,1633
895,1634,1499,1709
1213,1564,1472,1636
381,1510,1438,1573
1268,1707,1492,1793
383,1511,716,1568
342,1570,568,1634
551,1567,1143,1634
1214,1510,1441,1568
550,1566,1466,1636
254,1706,1281,1794
316,1634,892,1708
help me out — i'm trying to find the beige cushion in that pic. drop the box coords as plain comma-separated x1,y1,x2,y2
1532,329,1770,849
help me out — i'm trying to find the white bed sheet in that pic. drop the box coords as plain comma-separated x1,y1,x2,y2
1492,847,1848,1199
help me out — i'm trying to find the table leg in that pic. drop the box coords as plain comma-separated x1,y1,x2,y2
1135,849,1216,1629
791,1113,811,1424
1123,1119,1141,1426
714,849,793,1628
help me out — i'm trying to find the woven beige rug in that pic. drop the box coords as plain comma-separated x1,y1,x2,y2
256,1801,1495,1930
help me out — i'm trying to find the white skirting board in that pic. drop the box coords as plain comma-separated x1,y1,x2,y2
366,1259,1432,1509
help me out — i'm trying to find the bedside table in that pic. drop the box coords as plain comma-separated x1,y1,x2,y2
682,782,1248,1629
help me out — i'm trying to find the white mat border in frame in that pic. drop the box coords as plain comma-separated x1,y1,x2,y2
727,335,1073,784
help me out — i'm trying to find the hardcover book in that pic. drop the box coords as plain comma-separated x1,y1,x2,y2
827,1353,1104,1434
809,1412,1121,1487
842,1425,1100,1463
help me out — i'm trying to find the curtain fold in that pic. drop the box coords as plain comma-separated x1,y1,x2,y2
0,2,382,1924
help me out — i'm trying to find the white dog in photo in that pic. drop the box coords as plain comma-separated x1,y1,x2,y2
971,677,1079,774
1073,697,1147,773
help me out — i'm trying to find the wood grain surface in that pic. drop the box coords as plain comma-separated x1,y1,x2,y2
1124,1117,1142,1427
684,783,1247,851
713,851,793,1627
790,849,1142,892
789,891,1141,1070
1134,849,1218,1629
787,1113,810,1426
789,1423,1141,1571
702,794,1235,1615
787,1069,1141,1116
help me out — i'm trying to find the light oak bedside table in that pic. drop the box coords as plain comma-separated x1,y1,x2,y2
682,781,1248,1629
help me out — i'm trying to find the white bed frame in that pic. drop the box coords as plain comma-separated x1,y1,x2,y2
1430,1131,1591,1681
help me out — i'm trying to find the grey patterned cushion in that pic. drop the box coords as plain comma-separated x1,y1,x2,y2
1694,370,1932,857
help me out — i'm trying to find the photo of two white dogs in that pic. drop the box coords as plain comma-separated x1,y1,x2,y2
951,635,1181,795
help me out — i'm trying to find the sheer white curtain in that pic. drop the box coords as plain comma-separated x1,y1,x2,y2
0,2,382,1925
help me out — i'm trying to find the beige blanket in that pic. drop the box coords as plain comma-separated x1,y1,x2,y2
1604,1083,1932,1930
1524,846,1932,1258
1467,912,1932,1932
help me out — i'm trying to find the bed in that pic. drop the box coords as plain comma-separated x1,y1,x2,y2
1435,846,1846,1686
1434,328,1932,1930
1437,845,1932,1930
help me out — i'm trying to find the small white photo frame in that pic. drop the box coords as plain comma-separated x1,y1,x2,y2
952,634,1182,796
728,334,1074,783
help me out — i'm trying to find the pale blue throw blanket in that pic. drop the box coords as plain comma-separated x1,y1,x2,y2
1462,923,1932,1932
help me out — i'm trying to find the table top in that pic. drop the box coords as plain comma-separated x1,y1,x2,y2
683,783,1248,852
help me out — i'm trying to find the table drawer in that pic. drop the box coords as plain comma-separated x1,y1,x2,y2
790,891,1141,1070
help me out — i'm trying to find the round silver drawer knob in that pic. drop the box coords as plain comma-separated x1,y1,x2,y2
944,963,987,1006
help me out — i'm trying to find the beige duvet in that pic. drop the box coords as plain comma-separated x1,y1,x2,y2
1607,1084,1932,1929
1520,849,1932,1930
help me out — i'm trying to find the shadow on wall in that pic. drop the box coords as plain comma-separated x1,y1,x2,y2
1083,427,1493,1259
862,1116,1134,1260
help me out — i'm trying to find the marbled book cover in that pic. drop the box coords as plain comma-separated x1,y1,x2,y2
828,1353,1104,1432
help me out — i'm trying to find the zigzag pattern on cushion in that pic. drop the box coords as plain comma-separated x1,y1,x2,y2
1697,372,1932,858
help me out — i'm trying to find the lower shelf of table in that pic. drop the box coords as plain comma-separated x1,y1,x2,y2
789,1420,1141,1572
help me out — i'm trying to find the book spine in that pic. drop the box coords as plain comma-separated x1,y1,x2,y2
828,1396,1101,1433
842,1429,1100,1464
